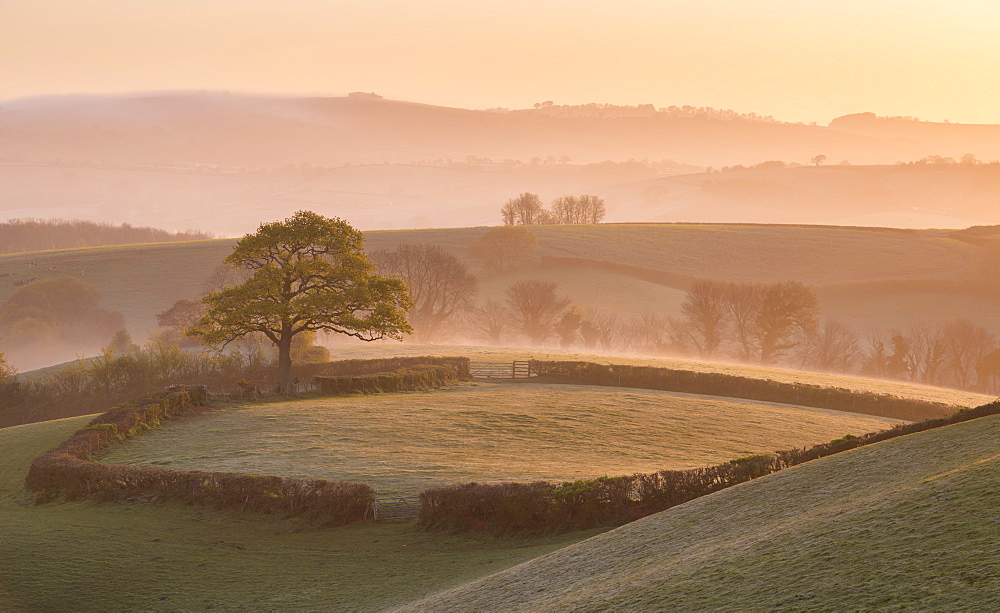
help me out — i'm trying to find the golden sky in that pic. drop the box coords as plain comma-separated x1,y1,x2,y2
3,0,1000,123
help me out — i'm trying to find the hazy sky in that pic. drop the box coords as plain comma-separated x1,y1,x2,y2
3,0,1000,123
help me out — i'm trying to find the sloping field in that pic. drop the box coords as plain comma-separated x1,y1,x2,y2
103,383,900,497
399,412,1000,611
0,416,596,612
0,239,233,335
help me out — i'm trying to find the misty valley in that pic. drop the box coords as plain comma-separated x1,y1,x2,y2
5,19,1000,609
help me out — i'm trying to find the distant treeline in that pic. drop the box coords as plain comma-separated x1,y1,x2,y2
492,101,785,124
0,218,213,254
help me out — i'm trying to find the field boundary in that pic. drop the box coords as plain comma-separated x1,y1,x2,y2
528,360,959,422
22,356,475,526
23,392,379,526
419,399,1000,535
469,360,537,379
315,358,471,394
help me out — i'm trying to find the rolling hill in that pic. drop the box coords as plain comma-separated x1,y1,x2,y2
1,223,996,373
398,409,1000,611
0,93,943,169
8,93,1000,234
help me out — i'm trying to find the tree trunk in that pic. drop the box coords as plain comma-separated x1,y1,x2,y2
277,332,293,394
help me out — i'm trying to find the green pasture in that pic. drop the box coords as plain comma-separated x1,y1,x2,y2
403,411,1000,611
104,382,900,497
0,416,597,612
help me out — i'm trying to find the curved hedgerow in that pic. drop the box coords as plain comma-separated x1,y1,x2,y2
25,385,374,526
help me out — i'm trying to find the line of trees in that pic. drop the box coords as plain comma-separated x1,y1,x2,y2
0,276,126,366
446,275,1000,393
501,193,606,226
0,218,212,254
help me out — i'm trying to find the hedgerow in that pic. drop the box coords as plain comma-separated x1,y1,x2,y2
24,385,374,526
419,399,1000,535
529,360,955,421
315,361,470,395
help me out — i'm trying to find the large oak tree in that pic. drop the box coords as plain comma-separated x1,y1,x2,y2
191,212,413,391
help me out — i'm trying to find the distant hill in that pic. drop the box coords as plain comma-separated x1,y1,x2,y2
5,160,1000,237
7,93,1000,233
831,112,1000,160
400,409,1000,611
609,163,1000,229
0,92,899,168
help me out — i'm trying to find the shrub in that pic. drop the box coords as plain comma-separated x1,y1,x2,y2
314,359,471,395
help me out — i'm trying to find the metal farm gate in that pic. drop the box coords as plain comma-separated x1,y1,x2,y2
469,360,538,380
367,496,421,521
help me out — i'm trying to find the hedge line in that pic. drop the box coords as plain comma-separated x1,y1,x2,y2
530,361,957,421
419,399,1000,535
314,356,471,378
25,386,374,525
314,360,471,395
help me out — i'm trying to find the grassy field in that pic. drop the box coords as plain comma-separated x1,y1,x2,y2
400,412,1000,611
0,415,599,612
103,383,901,497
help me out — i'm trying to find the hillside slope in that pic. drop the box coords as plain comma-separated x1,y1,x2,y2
612,164,1000,230
399,411,1000,611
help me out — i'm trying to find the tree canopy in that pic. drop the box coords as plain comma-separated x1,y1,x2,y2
190,211,413,391
0,276,124,352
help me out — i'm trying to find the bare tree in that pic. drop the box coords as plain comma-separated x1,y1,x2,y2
800,320,860,373
680,280,728,359
723,282,762,361
618,312,669,353
550,196,580,224
550,195,607,224
467,227,539,274
466,299,515,345
581,310,619,350
203,263,252,294
370,244,478,343
754,281,818,364
942,318,995,389
505,280,571,344
501,193,545,225
578,194,607,223
903,322,946,384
